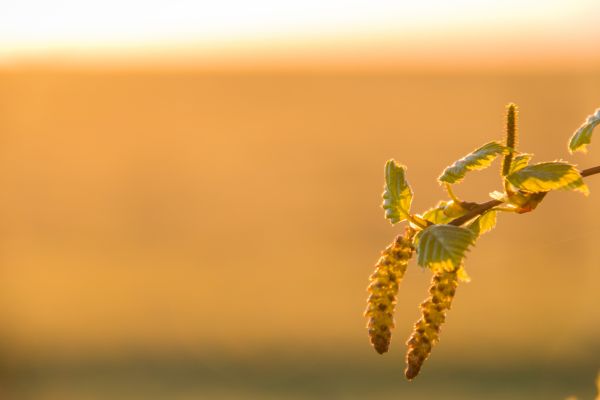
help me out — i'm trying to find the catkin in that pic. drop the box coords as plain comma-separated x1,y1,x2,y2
405,270,459,379
365,228,414,354
501,103,519,176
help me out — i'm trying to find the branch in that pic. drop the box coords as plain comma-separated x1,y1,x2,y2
582,165,600,177
449,164,600,226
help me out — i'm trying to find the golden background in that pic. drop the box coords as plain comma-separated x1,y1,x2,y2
0,66,598,399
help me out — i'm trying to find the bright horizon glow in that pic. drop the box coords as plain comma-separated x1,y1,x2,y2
2,0,600,67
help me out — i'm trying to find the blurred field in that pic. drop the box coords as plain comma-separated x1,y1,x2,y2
0,67,598,399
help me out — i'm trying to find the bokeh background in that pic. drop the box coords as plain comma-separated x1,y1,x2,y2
1,1,599,399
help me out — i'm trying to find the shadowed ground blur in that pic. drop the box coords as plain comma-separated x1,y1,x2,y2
0,67,598,399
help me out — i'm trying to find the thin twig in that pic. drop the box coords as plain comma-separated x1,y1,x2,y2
582,165,600,177
448,164,600,226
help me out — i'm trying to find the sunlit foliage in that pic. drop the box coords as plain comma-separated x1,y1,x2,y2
365,104,598,380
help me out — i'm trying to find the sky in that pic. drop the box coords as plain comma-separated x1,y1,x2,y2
1,0,599,67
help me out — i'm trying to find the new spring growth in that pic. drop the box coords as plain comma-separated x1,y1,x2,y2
365,103,600,380
405,270,459,380
501,103,518,177
365,228,414,354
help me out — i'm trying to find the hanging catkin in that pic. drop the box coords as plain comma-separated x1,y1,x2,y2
365,228,414,354
405,269,459,379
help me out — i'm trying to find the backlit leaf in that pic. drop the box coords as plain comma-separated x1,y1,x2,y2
468,210,497,236
420,201,453,225
508,153,533,174
420,200,477,225
506,161,589,195
439,141,508,184
382,160,413,224
416,225,476,272
569,108,600,153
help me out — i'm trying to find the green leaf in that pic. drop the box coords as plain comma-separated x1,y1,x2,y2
382,160,413,224
442,200,469,218
508,153,533,174
506,161,589,195
468,210,497,237
439,141,508,184
420,201,453,225
420,200,477,225
569,108,600,153
416,225,476,272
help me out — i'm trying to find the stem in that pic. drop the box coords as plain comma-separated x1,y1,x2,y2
582,165,600,177
494,206,519,213
449,164,600,226
444,183,460,203
408,215,429,230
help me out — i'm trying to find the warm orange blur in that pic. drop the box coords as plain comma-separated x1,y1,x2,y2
1,65,599,354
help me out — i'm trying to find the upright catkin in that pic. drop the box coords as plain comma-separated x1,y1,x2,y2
365,228,415,354
405,270,459,379
501,103,519,176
